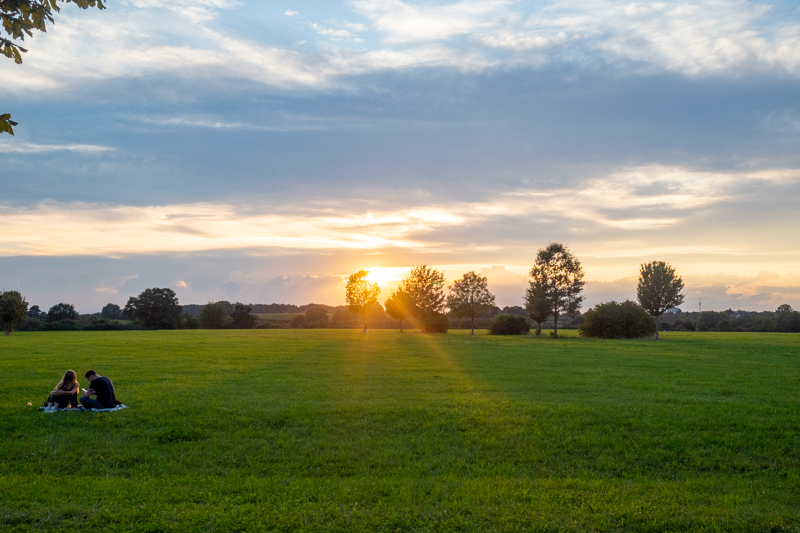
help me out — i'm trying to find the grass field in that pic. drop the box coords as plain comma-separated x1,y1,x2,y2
1,330,799,532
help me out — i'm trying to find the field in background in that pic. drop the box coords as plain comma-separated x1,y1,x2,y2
1,330,799,532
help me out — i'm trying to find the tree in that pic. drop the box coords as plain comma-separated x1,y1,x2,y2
1,0,106,135
400,265,446,333
200,301,228,329
231,303,256,329
27,304,43,318
527,243,585,338
489,313,530,335
101,303,122,320
305,305,329,326
384,287,414,332
47,302,78,321
637,260,685,340
524,282,550,336
0,290,27,334
446,271,495,335
123,287,182,329
345,270,381,333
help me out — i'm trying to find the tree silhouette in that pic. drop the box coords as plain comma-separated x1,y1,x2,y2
384,287,414,332
528,243,585,338
524,282,550,336
345,270,381,333
400,265,446,333
123,287,182,329
446,271,495,335
0,290,27,334
637,261,685,340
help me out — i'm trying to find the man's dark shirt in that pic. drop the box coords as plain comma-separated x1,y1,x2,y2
90,376,117,408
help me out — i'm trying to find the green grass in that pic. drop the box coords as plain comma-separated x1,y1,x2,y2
1,330,799,532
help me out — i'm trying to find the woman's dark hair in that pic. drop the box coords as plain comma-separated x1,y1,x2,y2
84,369,97,379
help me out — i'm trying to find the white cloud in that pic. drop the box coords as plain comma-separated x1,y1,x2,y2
284,9,298,16
0,142,113,154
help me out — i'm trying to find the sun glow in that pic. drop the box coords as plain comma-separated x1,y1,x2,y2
365,267,409,289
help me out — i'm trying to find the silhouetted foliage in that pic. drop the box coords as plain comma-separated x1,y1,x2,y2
384,288,414,332
101,303,122,320
1,0,106,134
231,303,257,329
0,290,27,334
527,243,584,338
123,287,182,329
47,302,78,322
447,271,495,335
579,301,655,339
424,313,449,333
524,282,551,336
27,304,43,319
200,302,229,329
345,270,381,333
489,313,530,335
401,265,446,333
637,261,685,340
289,314,306,328
305,305,329,326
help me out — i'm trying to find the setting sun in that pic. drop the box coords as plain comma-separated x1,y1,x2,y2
364,267,409,289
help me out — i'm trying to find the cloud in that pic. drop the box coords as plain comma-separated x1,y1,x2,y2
0,142,113,154
6,0,800,96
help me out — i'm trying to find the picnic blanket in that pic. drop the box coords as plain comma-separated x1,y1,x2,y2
39,404,128,412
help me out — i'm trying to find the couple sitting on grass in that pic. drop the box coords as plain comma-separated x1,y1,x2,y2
43,369,120,412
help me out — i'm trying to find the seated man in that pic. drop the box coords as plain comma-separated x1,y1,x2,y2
79,369,119,410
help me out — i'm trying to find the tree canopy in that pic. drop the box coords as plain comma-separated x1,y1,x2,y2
0,290,27,334
47,302,77,321
446,271,495,335
200,301,228,329
123,287,182,329
527,242,585,338
400,265,446,333
1,0,106,134
637,260,685,340
384,287,414,332
524,282,550,336
345,270,381,333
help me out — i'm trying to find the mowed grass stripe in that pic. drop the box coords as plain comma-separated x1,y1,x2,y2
1,330,798,532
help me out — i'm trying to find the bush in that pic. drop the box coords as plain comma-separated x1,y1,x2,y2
289,315,306,328
579,301,655,339
489,313,530,335
424,313,449,333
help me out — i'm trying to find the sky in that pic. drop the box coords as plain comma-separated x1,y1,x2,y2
1,0,799,313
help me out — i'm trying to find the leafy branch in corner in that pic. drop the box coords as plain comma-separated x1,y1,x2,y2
1,0,105,134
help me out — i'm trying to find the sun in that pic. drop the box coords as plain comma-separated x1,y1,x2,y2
364,267,408,288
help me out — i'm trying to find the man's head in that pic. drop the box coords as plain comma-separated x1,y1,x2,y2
85,369,98,381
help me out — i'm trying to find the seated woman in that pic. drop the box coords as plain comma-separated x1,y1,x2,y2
43,370,79,412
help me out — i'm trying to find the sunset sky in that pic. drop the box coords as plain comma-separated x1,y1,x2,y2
2,0,799,312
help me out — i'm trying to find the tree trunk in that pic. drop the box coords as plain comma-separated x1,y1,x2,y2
655,315,659,340
470,313,475,335
399,318,403,333
362,310,367,333
553,311,559,338
536,323,542,336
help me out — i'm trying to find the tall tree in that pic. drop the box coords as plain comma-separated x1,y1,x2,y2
0,290,27,334
1,0,106,134
637,260,685,340
446,271,495,335
123,287,182,329
384,287,414,332
345,270,381,333
400,265,445,333
524,282,550,336
528,243,585,338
